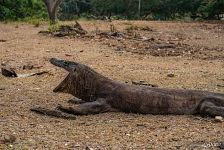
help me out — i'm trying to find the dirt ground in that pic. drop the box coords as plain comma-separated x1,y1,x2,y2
0,20,224,150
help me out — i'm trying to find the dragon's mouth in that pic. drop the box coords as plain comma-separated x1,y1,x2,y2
53,72,70,93
53,76,66,92
50,58,79,93
50,58,69,92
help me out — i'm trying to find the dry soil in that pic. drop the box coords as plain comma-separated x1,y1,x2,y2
0,20,224,150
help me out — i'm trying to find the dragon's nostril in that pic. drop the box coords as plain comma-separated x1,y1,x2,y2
64,62,69,66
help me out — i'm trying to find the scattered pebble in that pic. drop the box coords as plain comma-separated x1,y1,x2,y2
86,146,95,150
167,73,175,77
214,116,223,123
217,84,224,88
74,144,81,147
0,39,7,42
171,137,179,141
3,135,16,143
136,123,147,127
22,65,34,70
219,142,224,149
65,54,72,56
9,144,13,147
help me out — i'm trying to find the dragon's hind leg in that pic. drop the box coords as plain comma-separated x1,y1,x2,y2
199,97,224,117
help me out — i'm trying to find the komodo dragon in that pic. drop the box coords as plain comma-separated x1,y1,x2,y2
31,58,224,119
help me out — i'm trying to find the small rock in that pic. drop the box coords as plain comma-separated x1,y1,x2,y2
1,63,6,66
79,50,84,53
1,67,17,77
149,37,155,41
79,121,86,125
136,123,147,127
3,135,16,143
0,39,7,42
86,146,95,150
219,141,224,149
175,145,182,149
9,144,13,147
65,54,72,56
167,73,175,77
214,116,223,122
217,84,224,88
22,65,34,70
171,137,179,141
74,144,81,147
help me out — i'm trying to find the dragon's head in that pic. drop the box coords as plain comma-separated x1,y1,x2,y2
50,58,101,100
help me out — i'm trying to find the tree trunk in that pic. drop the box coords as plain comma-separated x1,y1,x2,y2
138,0,141,19
42,0,62,24
123,0,132,19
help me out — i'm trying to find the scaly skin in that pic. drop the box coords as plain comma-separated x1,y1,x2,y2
31,58,224,119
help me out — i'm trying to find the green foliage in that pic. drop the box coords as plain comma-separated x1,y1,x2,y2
0,0,223,21
0,0,47,21
48,23,60,32
58,0,224,20
59,0,92,20
23,17,46,26
125,25,135,33
198,0,224,19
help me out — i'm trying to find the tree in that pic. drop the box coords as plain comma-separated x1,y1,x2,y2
0,0,47,21
1,0,224,21
42,0,62,23
198,0,224,19
138,0,141,18
58,0,91,20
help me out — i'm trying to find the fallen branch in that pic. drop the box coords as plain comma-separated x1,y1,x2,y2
1,67,49,78
17,71,49,78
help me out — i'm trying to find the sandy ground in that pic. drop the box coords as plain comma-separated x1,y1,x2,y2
0,20,224,150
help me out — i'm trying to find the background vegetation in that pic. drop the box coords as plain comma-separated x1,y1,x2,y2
0,0,47,21
0,0,224,21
